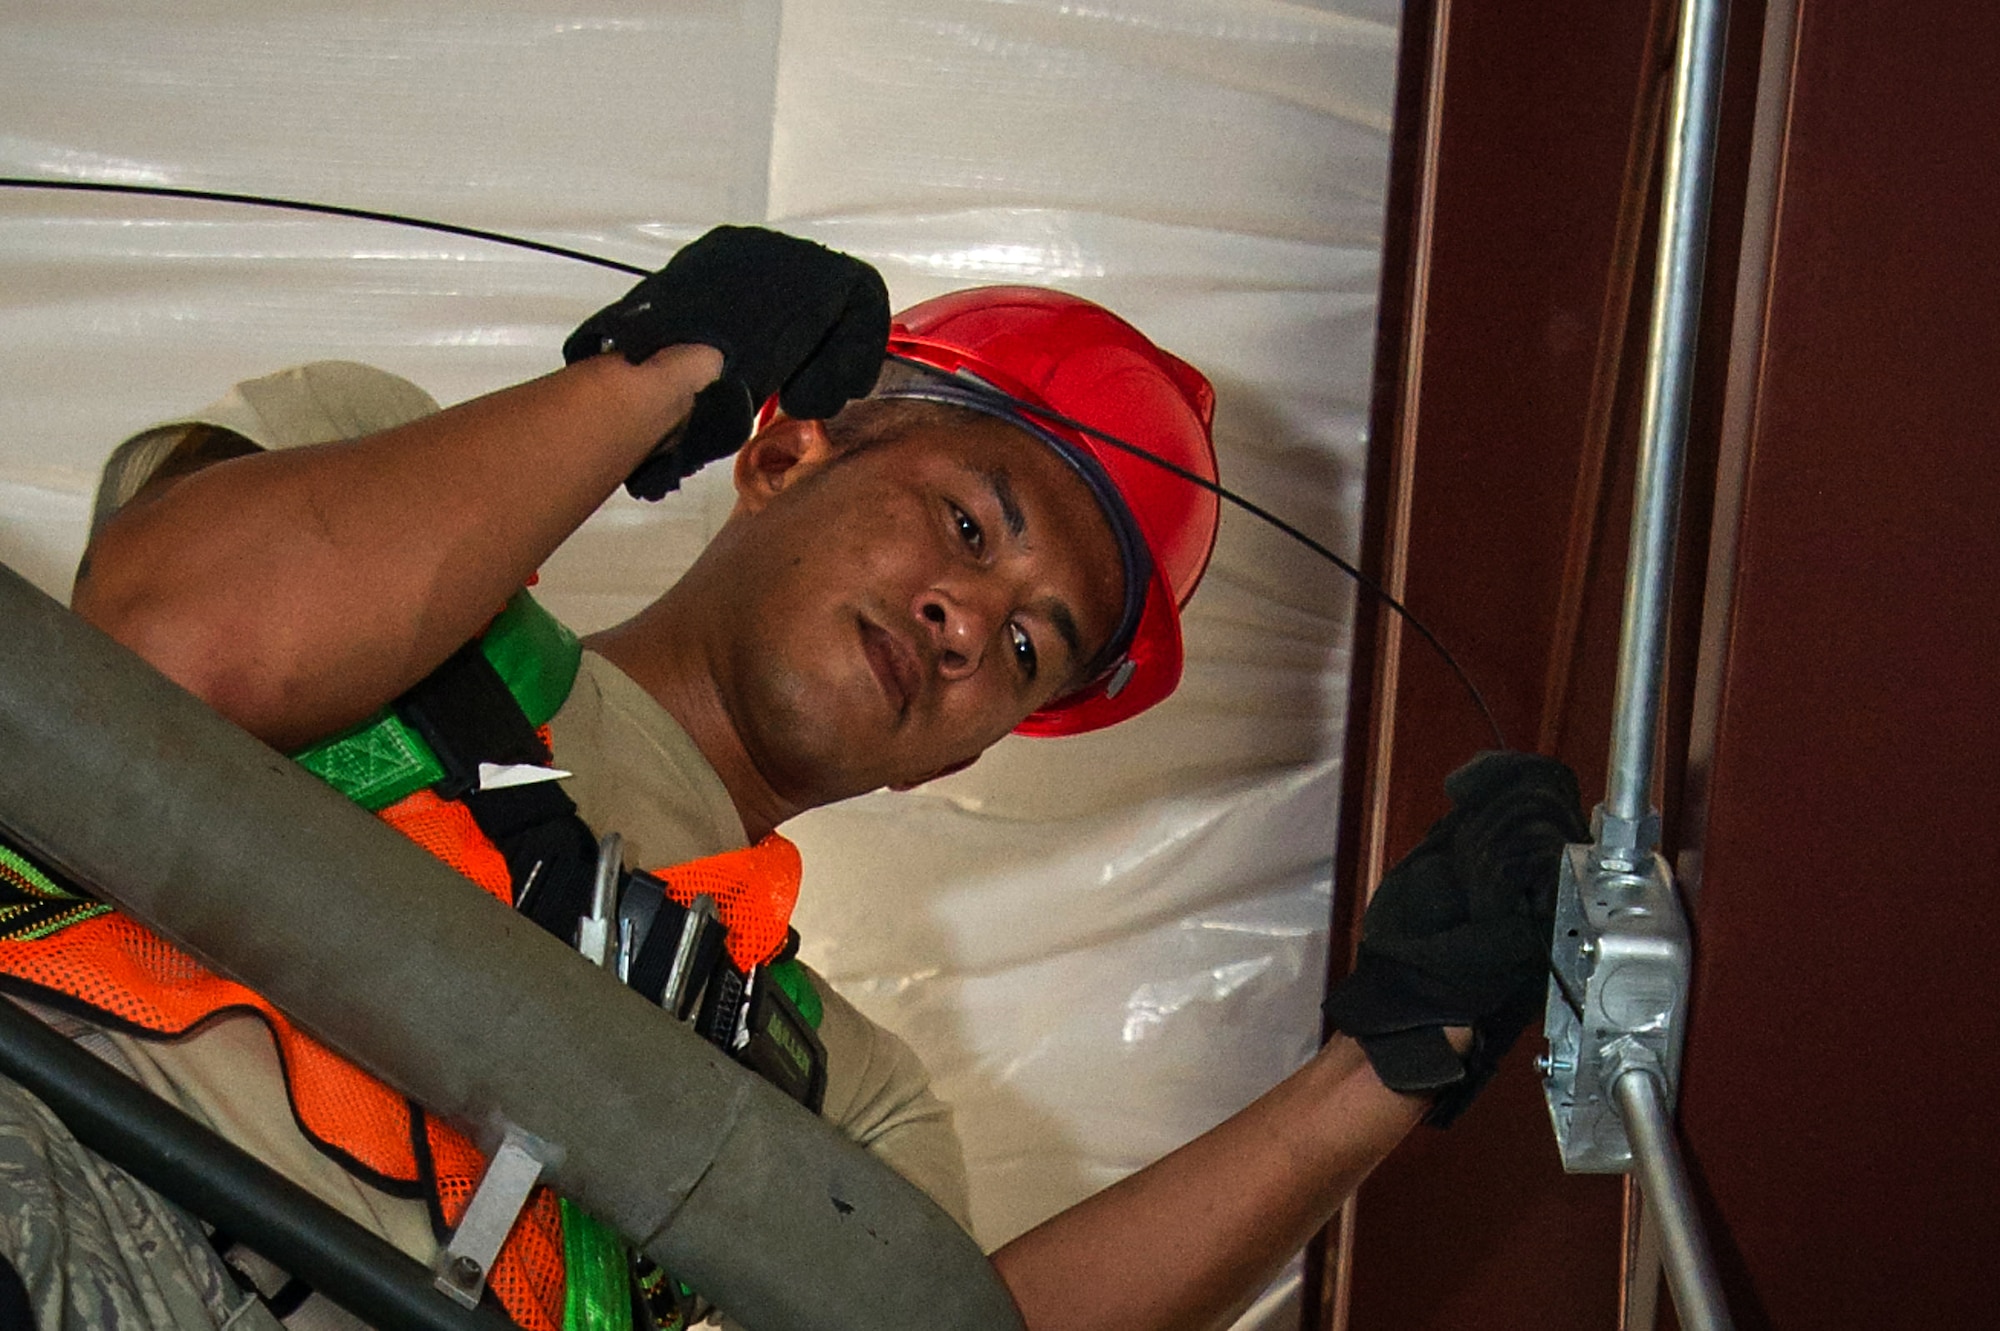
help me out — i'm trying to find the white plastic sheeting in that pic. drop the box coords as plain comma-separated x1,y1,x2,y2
0,1,1399,1323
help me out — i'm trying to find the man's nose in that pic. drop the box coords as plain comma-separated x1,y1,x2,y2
915,584,1001,679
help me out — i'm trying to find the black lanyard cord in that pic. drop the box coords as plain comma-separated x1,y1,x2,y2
0,174,1507,749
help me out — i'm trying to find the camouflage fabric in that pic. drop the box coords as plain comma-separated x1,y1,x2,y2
0,1075,284,1331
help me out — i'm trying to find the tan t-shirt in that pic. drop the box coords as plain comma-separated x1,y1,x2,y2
72,365,970,1275
550,651,971,1229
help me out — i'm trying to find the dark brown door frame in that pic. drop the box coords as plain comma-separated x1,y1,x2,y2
1309,1,1769,1325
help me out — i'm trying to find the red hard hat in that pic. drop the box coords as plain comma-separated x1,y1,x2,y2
882,286,1220,736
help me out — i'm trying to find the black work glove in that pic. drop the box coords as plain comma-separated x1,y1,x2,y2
1323,751,1587,1127
563,225,890,500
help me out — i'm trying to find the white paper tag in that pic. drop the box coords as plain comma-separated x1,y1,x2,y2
476,762,572,791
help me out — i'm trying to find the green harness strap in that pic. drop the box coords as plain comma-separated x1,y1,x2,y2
293,590,582,811
562,1203,636,1331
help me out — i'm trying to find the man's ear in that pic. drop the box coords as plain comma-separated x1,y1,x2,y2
732,416,837,513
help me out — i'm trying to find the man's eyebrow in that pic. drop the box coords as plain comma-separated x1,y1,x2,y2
1045,598,1084,668
981,467,1027,539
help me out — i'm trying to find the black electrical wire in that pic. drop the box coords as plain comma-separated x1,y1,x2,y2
882,352,1507,749
0,176,655,279
0,174,1507,749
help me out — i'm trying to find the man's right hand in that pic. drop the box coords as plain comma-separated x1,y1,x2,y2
564,225,890,499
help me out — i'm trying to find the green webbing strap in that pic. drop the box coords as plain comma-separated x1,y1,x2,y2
291,712,440,813
477,592,582,729
293,592,582,810
560,1200,634,1331
0,842,111,943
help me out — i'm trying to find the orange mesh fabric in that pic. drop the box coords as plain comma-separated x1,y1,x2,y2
372,780,570,1329
0,914,422,1184
650,833,801,970
0,726,800,1331
0,780,575,1324
377,789,514,905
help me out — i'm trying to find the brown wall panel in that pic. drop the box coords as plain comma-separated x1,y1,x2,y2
1337,2,1661,1326
1336,3,2000,1328
1331,0,1770,1325
1678,5,2000,1326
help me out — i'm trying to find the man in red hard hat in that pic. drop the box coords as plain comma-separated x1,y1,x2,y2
43,227,1578,1329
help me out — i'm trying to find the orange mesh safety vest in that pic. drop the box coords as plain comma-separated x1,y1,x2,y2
0,594,803,1331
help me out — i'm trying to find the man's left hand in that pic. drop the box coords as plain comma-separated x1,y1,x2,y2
1323,750,1588,1126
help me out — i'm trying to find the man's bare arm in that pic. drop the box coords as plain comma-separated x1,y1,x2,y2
993,1034,1425,1331
74,347,720,750
994,753,1588,1331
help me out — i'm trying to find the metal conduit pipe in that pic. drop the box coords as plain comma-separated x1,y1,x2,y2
1598,0,1732,866
0,563,1023,1331
1574,1,1736,1327
1614,1069,1732,1331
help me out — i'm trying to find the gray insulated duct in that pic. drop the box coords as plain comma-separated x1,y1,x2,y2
0,562,1023,1331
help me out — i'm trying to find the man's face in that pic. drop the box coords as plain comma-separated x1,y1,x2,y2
706,411,1125,808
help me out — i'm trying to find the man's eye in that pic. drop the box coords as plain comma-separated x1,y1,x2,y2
1008,622,1038,680
951,504,984,554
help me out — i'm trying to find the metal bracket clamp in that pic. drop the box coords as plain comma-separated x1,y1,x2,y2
433,1125,560,1308
1541,840,1692,1172
574,832,622,969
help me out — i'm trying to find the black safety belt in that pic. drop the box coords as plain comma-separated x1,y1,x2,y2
395,637,602,942
393,640,828,1331
394,639,827,1115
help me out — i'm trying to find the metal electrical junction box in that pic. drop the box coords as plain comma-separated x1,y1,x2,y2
1541,843,1692,1172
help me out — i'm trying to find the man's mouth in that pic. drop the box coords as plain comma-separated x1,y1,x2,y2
859,618,921,720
